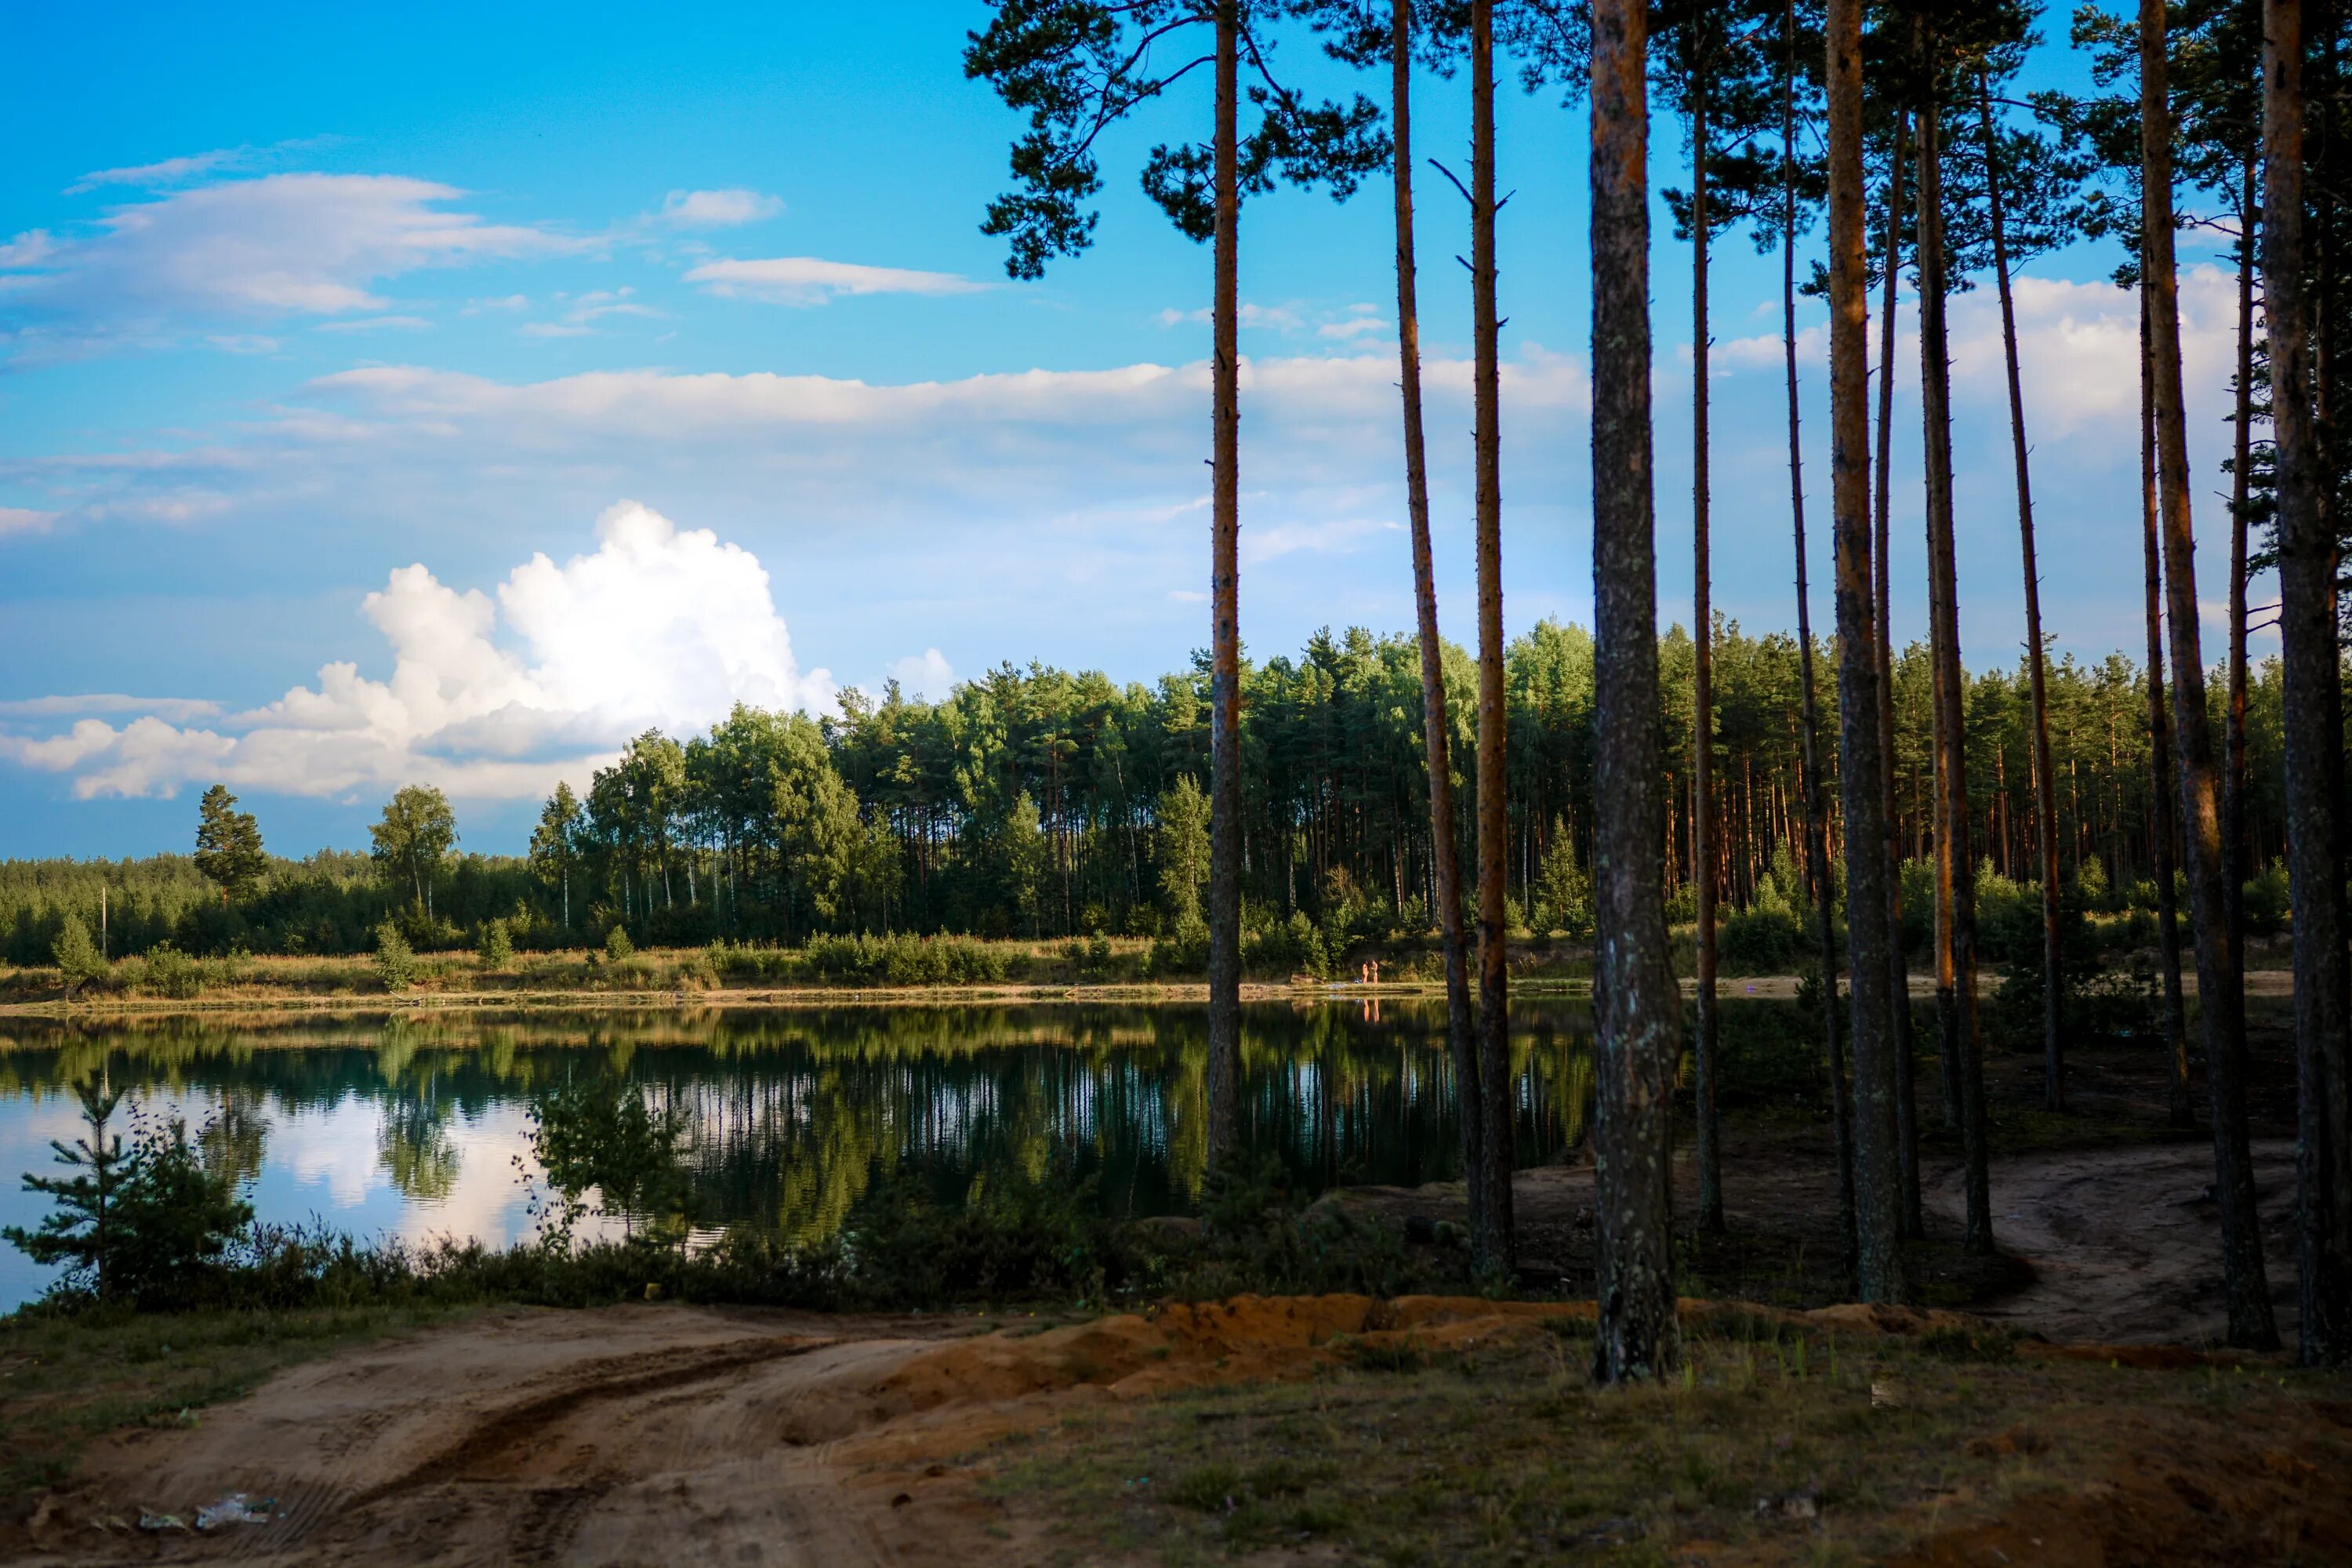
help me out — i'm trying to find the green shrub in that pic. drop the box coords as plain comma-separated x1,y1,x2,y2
2243,862,2292,936
3,1083,253,1308
1152,913,1210,977
603,924,636,962
52,916,107,996
372,920,416,992
477,917,514,969
141,942,204,999
797,932,1010,986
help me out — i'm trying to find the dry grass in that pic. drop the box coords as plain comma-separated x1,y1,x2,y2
985,1319,2352,1566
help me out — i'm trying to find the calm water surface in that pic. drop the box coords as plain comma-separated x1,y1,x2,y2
0,1000,1600,1310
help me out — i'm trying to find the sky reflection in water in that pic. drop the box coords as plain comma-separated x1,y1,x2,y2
0,1000,1601,1310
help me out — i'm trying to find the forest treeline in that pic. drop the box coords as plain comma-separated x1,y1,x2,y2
0,622,2294,968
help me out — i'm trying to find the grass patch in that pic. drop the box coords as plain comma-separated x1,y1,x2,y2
984,1323,2352,1566
0,1300,471,1503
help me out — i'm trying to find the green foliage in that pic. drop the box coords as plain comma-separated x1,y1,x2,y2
139,942,204,1000
371,784,459,913
843,1173,1145,1309
5,1083,254,1308
1156,773,1210,927
525,1080,691,1240
477,918,514,969
4,1082,131,1298
2243,862,2292,937
1715,870,1809,975
191,785,267,902
603,924,636,962
1530,818,1593,939
52,916,106,995
372,920,416,992
1182,1159,1422,1301
1,626,2293,968
799,931,1007,985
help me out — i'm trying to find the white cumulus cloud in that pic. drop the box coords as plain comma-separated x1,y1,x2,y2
0,501,836,800
886,648,956,702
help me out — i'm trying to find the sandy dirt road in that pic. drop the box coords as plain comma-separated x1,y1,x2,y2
1927,1138,2302,1346
20,1306,1022,1568
15,1294,1592,1568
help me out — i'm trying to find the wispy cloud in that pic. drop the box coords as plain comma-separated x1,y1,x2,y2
65,147,251,194
515,288,662,338
314,314,433,333
2,174,583,359
684,256,982,304
0,694,222,722
658,188,782,228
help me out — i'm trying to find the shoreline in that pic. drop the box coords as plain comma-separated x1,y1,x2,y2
0,965,2293,1022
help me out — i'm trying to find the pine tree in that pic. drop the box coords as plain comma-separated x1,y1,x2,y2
3,1081,129,1300
53,915,106,997
191,783,267,905
965,0,1385,1174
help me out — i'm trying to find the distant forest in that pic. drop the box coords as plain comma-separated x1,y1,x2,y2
0,620,2288,967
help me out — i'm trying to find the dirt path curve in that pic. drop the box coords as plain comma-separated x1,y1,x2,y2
21,1294,1577,1568
24,1305,1029,1568
1929,1138,2301,1346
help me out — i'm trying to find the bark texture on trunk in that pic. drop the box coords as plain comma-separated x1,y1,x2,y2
1204,8,1244,1173
1977,78,2066,1116
1916,71,1992,1255
2140,293,2194,1133
1389,0,1485,1254
1693,60,1725,1236
1773,0,1848,1259
1589,0,1682,1377
2144,0,2278,1349
1870,102,1914,1245
1826,0,1906,1304
2263,0,2352,1367
1468,0,1515,1267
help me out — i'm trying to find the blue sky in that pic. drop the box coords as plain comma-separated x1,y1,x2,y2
0,2,2256,857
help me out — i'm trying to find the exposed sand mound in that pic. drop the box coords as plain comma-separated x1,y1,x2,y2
10,1290,2340,1566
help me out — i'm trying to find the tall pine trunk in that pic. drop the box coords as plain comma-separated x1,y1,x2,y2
1788,0,1857,1258
2140,292,2194,1132
1469,0,1515,1267
1826,0,1906,1304
1873,107,1922,1239
1916,62,1992,1255
1589,0,1682,1378
1389,0,1485,1252
1978,77,2066,1114
1204,7,1244,1173
2143,0,2278,1348
1693,46,1725,1236
2223,148,2256,973
2262,0,2352,1367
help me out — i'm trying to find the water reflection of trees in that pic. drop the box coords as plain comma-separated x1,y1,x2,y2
0,1002,1604,1243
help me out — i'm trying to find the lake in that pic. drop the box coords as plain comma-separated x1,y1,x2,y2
0,999,1603,1310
